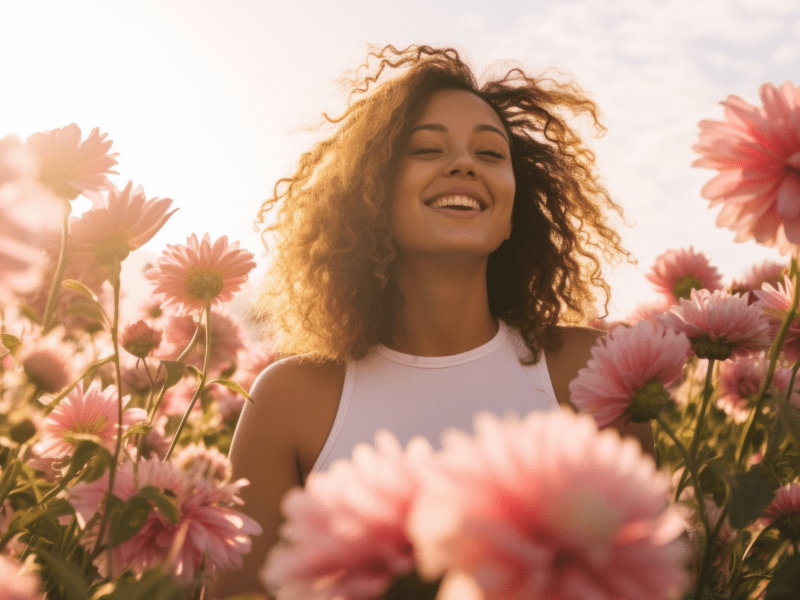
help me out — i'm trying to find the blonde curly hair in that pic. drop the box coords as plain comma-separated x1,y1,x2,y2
248,43,634,365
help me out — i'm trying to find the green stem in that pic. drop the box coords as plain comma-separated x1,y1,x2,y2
730,523,777,596
41,202,71,332
692,502,730,600
165,299,211,460
736,257,800,471
675,358,716,502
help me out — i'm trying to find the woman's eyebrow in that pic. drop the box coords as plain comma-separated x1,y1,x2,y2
410,123,508,144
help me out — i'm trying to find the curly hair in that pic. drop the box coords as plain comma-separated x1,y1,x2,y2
248,43,635,366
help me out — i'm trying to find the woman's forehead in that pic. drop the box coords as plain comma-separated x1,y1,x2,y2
414,89,504,130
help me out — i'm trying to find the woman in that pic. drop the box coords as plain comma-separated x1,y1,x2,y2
210,44,655,599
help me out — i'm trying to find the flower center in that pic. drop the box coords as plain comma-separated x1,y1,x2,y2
691,336,737,360
777,513,800,542
94,236,131,265
630,379,671,421
673,275,702,301
72,416,109,438
186,270,224,300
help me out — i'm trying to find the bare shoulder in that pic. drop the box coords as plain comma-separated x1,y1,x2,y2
545,325,606,410
250,353,346,404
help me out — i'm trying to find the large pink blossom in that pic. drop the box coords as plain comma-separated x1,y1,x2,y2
657,288,772,360
760,482,800,541
67,455,261,583
261,430,434,600
569,321,691,428
646,247,724,303
30,380,146,464
146,233,256,315
693,81,800,255
24,123,119,200
407,409,690,600
753,274,800,361
0,555,42,600
68,181,176,265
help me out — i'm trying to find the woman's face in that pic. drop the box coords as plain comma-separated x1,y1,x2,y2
389,88,515,260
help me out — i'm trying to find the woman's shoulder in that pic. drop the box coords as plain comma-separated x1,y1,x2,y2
544,324,606,410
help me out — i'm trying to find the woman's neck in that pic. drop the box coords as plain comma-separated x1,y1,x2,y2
385,257,498,357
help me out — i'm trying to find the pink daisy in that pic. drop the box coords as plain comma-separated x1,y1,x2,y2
646,247,724,303
753,275,800,362
67,455,262,584
24,123,119,200
760,482,800,541
0,555,42,600
407,409,690,600
261,430,435,600
30,380,147,463
692,81,800,255
68,181,177,265
731,260,788,304
569,321,691,428
657,288,772,360
145,233,256,315
716,355,768,423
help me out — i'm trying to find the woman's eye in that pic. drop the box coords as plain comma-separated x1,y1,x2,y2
479,150,506,159
411,148,440,155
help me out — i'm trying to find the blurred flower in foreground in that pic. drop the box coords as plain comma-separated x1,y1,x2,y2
24,123,119,200
408,410,690,600
0,554,42,600
30,380,146,464
261,430,432,600
693,81,800,255
731,259,787,304
646,247,724,303
146,233,256,315
657,289,771,360
760,482,800,542
68,181,177,265
753,274,800,362
68,455,261,584
569,321,690,428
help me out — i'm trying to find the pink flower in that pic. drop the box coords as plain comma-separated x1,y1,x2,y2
731,260,788,304
569,321,691,428
261,430,434,600
407,409,690,600
646,247,724,303
30,380,146,463
625,298,673,326
67,456,262,584
24,123,119,200
68,181,177,264
233,338,279,394
760,482,800,541
121,319,162,358
159,376,202,418
0,555,42,600
657,289,772,360
145,233,256,315
18,327,75,393
753,275,800,361
693,81,800,255
716,355,767,423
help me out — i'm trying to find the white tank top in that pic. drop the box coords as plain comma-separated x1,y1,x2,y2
309,319,562,476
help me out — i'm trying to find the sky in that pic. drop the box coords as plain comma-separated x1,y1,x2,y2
2,0,799,324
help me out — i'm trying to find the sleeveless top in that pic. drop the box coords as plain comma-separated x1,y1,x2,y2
309,319,562,476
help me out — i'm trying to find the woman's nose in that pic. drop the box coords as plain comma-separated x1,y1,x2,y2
444,148,477,176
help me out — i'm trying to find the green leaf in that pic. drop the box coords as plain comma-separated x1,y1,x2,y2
110,496,154,547
0,333,21,352
728,465,778,530
775,398,800,449
698,459,728,508
16,302,42,324
121,422,153,442
11,497,74,530
206,378,253,402
62,279,99,301
160,360,185,391
36,548,91,600
764,554,800,599
136,486,180,525
96,568,182,600
185,364,203,379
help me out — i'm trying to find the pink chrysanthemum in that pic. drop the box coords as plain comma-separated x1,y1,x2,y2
67,455,262,583
731,260,787,304
569,321,691,428
261,430,435,600
625,298,673,326
145,233,256,315
657,288,772,360
407,409,690,600
646,247,724,303
30,380,146,462
760,482,800,541
693,81,800,255
121,319,163,358
24,123,119,200
753,274,800,361
68,181,177,265
716,355,767,423
0,555,42,600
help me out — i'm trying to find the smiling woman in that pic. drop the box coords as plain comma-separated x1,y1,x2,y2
212,44,642,599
